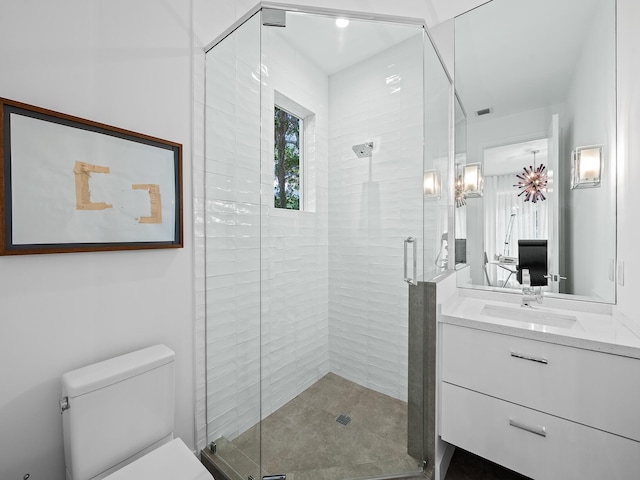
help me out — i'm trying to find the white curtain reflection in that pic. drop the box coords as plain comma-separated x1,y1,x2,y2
484,174,548,286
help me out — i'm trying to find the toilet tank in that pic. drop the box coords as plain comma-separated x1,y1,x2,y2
61,345,175,480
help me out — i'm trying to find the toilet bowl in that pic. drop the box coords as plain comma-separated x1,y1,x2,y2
60,345,212,480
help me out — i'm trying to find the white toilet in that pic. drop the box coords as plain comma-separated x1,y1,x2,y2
60,344,212,480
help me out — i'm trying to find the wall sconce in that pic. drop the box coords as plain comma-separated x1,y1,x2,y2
463,163,483,197
423,169,441,198
571,145,602,189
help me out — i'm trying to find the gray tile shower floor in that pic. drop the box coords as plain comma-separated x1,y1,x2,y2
205,373,529,480
212,372,421,479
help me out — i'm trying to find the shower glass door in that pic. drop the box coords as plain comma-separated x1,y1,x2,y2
204,6,451,480
258,9,427,479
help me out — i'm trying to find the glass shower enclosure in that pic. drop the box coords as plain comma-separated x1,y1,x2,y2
203,5,450,479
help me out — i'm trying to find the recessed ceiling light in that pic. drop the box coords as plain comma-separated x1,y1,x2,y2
335,18,349,28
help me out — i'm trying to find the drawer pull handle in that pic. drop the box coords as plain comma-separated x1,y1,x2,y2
510,351,548,364
509,419,547,437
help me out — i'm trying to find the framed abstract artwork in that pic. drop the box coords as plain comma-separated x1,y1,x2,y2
0,98,182,255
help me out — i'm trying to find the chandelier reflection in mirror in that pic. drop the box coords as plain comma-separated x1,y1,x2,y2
515,149,548,203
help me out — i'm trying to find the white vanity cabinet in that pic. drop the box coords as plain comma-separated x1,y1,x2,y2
440,322,640,479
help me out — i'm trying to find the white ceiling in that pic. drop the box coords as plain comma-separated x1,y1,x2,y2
268,2,490,76
272,12,423,76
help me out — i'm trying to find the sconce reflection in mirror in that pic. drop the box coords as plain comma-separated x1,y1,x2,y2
571,145,602,189
463,163,483,198
455,175,466,208
423,169,441,199
515,149,547,203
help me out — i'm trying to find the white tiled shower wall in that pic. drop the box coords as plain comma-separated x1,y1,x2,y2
327,35,425,401
258,26,331,417
326,28,452,402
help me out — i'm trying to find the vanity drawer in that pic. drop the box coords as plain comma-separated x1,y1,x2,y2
441,382,640,480
441,323,640,441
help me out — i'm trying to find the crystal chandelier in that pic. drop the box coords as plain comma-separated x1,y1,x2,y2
515,150,547,203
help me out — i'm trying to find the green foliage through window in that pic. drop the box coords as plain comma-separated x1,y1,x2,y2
274,106,301,210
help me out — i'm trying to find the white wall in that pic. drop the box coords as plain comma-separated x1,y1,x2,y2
429,19,454,77
563,0,616,301
615,0,640,328
0,1,194,480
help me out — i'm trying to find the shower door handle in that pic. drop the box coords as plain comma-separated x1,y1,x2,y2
404,237,417,286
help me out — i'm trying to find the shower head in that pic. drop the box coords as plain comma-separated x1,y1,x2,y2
352,142,374,158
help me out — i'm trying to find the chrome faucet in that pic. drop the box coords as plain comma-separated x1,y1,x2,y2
521,269,542,307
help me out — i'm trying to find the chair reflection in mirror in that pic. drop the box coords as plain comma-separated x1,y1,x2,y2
516,240,548,287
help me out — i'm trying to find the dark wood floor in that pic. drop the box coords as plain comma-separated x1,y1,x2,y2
445,448,531,480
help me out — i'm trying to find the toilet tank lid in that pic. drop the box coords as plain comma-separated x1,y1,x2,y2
62,345,175,398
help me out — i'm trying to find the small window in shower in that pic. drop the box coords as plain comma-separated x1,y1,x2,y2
274,105,302,210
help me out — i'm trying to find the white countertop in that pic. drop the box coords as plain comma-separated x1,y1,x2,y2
440,293,640,359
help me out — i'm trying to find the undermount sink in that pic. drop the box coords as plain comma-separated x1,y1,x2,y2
481,304,578,329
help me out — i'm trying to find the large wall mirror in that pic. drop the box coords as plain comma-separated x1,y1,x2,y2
454,0,616,303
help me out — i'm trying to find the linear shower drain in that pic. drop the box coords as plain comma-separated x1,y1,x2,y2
336,414,352,426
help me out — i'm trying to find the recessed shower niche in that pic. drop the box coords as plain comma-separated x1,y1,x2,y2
202,5,450,479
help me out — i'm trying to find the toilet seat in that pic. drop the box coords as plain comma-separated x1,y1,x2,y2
102,438,212,480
